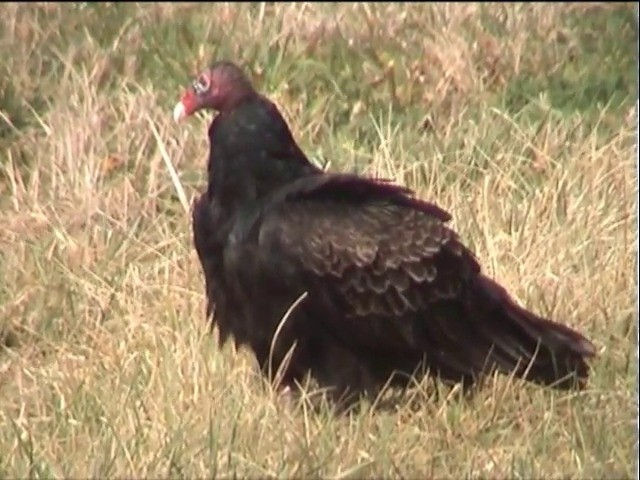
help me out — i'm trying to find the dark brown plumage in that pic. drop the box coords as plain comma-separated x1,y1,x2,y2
175,61,597,407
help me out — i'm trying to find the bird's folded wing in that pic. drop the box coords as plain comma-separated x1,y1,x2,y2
255,191,482,351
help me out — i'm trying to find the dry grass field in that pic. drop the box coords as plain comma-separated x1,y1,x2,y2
0,3,637,478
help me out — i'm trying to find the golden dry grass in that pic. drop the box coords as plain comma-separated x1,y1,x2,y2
0,3,637,478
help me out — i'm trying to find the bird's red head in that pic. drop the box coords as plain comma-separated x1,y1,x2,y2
173,61,255,122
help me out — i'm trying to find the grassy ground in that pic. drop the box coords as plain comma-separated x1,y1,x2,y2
0,3,637,478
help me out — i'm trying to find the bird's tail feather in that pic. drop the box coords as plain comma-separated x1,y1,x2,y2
474,275,596,390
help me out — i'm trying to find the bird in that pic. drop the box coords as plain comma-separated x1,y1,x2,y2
173,60,596,407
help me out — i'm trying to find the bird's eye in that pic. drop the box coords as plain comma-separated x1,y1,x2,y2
192,74,210,95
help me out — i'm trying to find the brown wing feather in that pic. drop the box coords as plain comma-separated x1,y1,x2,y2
257,198,479,350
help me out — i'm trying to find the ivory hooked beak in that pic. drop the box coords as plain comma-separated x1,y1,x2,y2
173,102,186,123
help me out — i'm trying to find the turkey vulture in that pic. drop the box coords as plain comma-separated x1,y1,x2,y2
174,61,596,406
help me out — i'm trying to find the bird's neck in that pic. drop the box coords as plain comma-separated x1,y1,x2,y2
205,101,320,216
208,152,317,214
